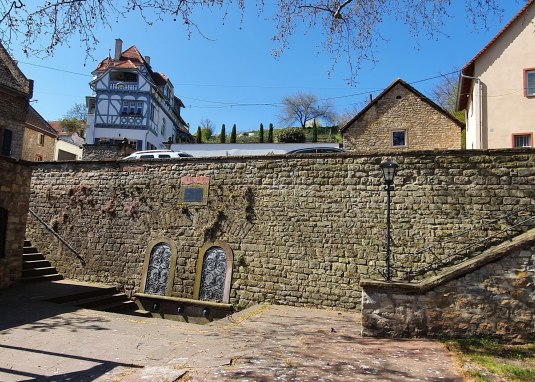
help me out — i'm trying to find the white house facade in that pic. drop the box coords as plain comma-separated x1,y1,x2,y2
456,0,535,149
85,39,192,150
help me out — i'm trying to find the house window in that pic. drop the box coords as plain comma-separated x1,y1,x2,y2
0,128,12,157
161,118,166,136
525,69,535,97
122,101,143,116
35,154,43,161
512,133,533,148
38,133,45,146
110,71,138,83
150,104,155,121
392,130,407,147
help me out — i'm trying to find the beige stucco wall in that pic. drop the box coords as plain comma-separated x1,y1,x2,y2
55,140,83,160
342,82,461,152
468,4,535,149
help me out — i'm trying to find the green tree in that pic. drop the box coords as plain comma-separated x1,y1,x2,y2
220,124,226,143
312,120,318,143
196,127,202,143
199,118,214,141
58,117,85,137
230,124,237,143
259,123,264,143
267,123,274,143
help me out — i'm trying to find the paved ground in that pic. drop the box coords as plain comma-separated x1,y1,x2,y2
0,280,464,381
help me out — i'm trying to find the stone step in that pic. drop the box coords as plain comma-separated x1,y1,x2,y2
24,240,31,247
72,293,129,309
23,259,51,269
46,286,118,304
21,274,64,283
22,266,60,278
23,246,39,254
133,309,152,317
101,300,138,313
22,253,45,262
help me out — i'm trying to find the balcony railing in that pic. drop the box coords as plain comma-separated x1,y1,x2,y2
110,82,138,91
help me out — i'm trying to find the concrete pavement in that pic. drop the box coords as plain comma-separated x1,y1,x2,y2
0,280,463,381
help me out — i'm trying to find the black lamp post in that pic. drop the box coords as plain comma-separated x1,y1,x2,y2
380,158,398,281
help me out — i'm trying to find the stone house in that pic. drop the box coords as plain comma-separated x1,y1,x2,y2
341,79,463,152
0,42,33,159
456,0,535,149
0,42,33,288
22,106,58,162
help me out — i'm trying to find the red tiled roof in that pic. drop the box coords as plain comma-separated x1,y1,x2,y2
457,0,534,110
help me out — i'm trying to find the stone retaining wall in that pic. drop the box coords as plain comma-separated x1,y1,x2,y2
26,149,535,309
361,230,535,343
0,157,32,288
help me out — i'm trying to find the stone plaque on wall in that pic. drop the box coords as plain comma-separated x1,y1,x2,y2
180,176,209,205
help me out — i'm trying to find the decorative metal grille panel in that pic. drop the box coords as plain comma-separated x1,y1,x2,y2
144,243,172,296
199,246,227,302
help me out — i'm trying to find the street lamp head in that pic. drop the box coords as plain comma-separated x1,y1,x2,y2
380,158,398,186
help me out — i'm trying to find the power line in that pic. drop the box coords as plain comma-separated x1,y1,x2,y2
17,61,91,77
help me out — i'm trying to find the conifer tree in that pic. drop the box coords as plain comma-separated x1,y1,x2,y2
259,123,264,143
230,124,237,143
312,120,318,143
220,124,226,143
267,123,274,143
196,127,202,143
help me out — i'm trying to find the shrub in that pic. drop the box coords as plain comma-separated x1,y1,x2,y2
278,128,306,143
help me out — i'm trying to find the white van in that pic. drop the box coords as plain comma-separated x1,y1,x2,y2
122,150,193,160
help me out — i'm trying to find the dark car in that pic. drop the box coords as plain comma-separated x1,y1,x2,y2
286,147,346,154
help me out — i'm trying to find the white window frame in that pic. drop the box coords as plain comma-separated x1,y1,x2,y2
512,133,533,148
391,129,407,147
525,69,535,97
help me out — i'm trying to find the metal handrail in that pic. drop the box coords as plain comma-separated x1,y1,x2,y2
28,208,86,266
381,204,535,282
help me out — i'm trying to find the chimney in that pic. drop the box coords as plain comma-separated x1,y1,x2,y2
114,38,123,61
144,56,151,66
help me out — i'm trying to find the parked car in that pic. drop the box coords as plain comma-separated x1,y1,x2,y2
122,150,193,160
286,147,346,154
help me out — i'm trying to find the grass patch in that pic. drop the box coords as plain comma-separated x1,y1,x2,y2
442,338,535,382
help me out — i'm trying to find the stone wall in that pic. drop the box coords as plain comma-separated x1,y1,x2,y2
21,128,55,161
361,229,535,343
0,89,28,159
26,149,535,310
0,157,32,288
82,143,135,161
342,81,462,153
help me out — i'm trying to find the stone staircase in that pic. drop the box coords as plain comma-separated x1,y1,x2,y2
22,239,149,317
22,239,63,283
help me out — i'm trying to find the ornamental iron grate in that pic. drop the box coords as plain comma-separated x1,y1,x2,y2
199,246,227,302
144,243,172,295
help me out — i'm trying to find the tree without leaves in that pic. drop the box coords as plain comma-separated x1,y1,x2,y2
0,1,506,82
64,102,87,121
430,72,466,124
280,92,334,129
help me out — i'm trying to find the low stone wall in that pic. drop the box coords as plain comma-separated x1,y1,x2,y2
361,229,535,343
26,149,535,310
0,157,32,288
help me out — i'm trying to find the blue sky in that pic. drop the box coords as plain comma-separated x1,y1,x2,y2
11,1,526,132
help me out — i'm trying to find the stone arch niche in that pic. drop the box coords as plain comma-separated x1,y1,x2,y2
193,241,234,304
140,239,178,296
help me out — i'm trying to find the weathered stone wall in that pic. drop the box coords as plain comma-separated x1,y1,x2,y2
342,82,462,152
361,231,535,343
26,149,535,310
0,157,32,288
21,128,55,161
82,144,135,161
0,89,28,159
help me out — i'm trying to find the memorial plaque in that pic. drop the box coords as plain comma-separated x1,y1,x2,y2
183,187,204,203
